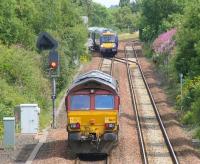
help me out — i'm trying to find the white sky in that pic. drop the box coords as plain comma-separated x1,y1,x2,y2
93,0,134,8
93,0,120,7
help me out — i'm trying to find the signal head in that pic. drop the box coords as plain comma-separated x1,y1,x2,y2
50,62,57,69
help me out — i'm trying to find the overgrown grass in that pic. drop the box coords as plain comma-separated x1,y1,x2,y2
0,44,51,136
142,42,154,58
39,109,51,130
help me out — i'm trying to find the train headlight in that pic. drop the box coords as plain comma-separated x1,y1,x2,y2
70,123,80,129
100,44,104,48
112,43,116,48
105,123,115,129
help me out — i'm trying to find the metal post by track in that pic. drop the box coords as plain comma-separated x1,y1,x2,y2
51,77,56,129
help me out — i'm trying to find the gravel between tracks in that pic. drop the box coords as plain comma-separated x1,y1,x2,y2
110,50,142,163
131,57,172,163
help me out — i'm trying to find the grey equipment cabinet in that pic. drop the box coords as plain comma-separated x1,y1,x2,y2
3,117,15,149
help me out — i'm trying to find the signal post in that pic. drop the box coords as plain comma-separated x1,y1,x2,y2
48,50,60,128
37,32,59,129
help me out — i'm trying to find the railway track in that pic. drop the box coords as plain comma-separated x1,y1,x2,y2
124,43,148,164
98,41,179,164
33,43,179,164
122,41,179,164
26,41,180,164
98,55,114,75
75,156,109,164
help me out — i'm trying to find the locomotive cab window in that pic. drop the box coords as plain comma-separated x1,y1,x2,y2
95,95,114,110
70,95,90,110
101,35,115,43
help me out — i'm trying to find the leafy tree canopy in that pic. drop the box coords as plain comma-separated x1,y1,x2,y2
139,0,181,41
119,0,130,7
175,0,200,77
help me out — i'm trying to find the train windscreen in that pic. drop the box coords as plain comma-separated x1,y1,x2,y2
70,95,90,110
95,95,114,110
101,35,115,43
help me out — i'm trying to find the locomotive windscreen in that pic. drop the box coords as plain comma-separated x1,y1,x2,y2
70,95,90,110
101,35,116,43
95,95,114,110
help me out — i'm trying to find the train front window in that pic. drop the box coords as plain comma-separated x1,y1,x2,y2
70,95,90,110
101,35,115,43
95,95,114,110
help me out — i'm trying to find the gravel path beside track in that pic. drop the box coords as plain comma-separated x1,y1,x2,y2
0,134,38,163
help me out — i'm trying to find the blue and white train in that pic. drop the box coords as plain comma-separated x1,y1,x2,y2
88,27,118,56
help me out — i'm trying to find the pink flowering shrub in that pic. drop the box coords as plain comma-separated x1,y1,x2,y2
153,28,176,54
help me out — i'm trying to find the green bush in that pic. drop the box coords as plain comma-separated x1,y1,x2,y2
175,0,200,78
139,0,182,41
0,44,52,136
143,43,153,58
177,77,200,127
0,0,88,137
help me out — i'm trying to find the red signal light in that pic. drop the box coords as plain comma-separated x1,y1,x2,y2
50,62,57,69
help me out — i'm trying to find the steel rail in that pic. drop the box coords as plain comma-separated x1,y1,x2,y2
124,44,148,164
114,56,138,65
100,56,114,76
110,57,114,76
98,55,104,70
131,41,179,164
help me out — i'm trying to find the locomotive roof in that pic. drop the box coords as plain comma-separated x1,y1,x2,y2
88,27,114,34
102,31,116,36
67,70,118,94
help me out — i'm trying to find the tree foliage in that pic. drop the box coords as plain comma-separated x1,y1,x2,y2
139,0,181,41
72,1,139,32
0,0,87,136
177,77,200,126
119,0,130,7
175,0,200,78
141,0,200,137
89,3,112,27
174,1,200,135
112,6,138,32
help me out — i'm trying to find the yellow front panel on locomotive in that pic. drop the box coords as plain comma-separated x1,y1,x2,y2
67,110,118,137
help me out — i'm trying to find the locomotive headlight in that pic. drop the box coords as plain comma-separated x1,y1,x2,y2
105,123,115,129
90,89,95,93
100,44,104,48
70,123,80,129
112,43,116,48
